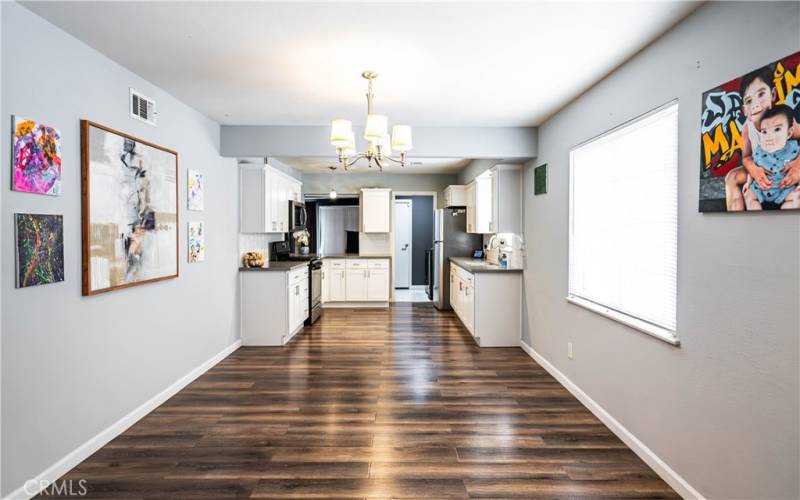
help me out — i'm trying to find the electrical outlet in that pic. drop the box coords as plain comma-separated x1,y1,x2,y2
567,342,573,360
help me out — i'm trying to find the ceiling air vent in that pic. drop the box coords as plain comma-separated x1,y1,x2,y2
129,88,157,126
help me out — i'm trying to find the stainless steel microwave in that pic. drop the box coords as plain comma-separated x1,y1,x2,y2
289,200,307,232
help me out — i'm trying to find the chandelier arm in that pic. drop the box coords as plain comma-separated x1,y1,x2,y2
380,155,405,165
342,153,367,169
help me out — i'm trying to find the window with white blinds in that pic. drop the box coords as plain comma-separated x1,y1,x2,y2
568,101,678,343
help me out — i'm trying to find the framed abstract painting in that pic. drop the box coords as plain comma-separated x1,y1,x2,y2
15,213,65,288
12,116,62,196
188,221,205,263
188,169,204,211
81,120,179,295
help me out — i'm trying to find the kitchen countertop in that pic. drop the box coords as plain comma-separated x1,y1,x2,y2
450,257,524,273
320,254,392,259
239,261,309,272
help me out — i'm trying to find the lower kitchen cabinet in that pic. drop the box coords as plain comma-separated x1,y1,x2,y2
327,259,347,301
450,262,521,347
322,257,390,305
240,266,309,346
346,269,369,301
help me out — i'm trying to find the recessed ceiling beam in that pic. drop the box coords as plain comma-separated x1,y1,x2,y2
221,126,537,160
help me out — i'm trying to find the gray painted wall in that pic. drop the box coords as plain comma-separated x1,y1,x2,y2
1,3,239,494
221,125,538,159
456,159,498,185
302,173,456,198
0,4,4,493
522,2,799,498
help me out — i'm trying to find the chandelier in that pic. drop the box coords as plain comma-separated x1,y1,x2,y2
329,71,413,171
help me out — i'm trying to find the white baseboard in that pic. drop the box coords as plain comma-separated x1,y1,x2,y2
5,340,242,500
519,340,704,500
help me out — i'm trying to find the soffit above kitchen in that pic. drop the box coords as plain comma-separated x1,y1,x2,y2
21,1,701,127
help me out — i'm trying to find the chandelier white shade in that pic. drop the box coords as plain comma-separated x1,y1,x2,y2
329,71,412,171
329,119,353,148
364,114,388,140
391,125,412,152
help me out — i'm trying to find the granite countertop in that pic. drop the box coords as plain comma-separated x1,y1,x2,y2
450,256,524,273
239,261,309,272
321,254,392,259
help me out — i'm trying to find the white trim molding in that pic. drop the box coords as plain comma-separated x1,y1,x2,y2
5,340,242,500
519,340,704,500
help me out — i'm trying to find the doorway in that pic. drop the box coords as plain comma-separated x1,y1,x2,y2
394,199,413,289
394,194,435,302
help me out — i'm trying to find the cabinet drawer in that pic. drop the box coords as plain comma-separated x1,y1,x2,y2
289,268,309,285
368,259,389,269
346,259,368,269
328,259,346,269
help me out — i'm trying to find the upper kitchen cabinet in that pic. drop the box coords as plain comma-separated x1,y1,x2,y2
360,188,391,233
240,164,302,233
465,165,522,234
490,164,522,234
466,174,493,234
443,185,468,208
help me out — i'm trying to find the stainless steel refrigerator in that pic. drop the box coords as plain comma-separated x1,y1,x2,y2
431,209,483,310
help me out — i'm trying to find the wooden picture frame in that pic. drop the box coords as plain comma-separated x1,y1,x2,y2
81,120,179,295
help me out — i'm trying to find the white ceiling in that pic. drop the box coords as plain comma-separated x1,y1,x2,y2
276,157,470,175
23,1,700,127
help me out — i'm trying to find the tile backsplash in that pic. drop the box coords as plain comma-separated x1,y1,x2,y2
483,233,525,268
238,233,285,265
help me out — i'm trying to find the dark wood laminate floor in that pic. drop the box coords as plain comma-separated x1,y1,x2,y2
43,303,678,499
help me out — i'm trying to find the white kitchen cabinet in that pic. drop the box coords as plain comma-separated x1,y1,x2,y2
239,164,302,233
367,269,389,301
324,258,390,304
449,260,521,347
490,164,523,234
321,260,330,303
240,166,271,233
346,269,368,301
360,188,391,233
288,277,308,333
463,280,475,334
328,260,347,301
241,266,308,346
466,175,493,234
444,185,468,208
465,182,477,233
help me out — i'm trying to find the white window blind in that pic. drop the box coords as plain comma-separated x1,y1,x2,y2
568,101,678,341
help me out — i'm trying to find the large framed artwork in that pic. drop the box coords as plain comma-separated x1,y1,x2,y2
15,213,65,288
81,120,179,295
699,50,800,212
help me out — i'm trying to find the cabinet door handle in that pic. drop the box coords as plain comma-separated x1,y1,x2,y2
296,285,299,295
459,282,463,291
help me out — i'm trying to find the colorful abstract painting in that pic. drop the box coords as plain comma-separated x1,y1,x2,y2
12,116,62,196
699,50,800,212
81,121,178,295
15,213,65,288
188,222,205,263
188,170,204,211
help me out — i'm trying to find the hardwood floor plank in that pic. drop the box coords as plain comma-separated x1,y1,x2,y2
36,303,675,499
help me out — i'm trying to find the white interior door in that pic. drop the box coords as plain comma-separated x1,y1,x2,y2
394,199,413,289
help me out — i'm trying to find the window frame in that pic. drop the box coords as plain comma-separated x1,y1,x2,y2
566,100,680,347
